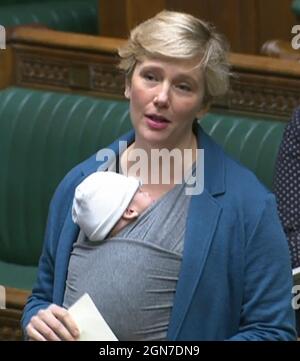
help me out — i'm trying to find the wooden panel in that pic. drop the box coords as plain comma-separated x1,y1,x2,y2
166,0,210,19
238,0,258,53
258,0,295,49
0,47,14,89
127,0,166,30
99,0,128,37
204,0,241,51
225,53,300,118
6,287,30,310
167,0,257,53
0,309,23,341
0,287,30,341
99,0,165,38
171,0,297,53
99,0,298,54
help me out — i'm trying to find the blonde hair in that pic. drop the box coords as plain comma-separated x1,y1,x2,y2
118,10,230,106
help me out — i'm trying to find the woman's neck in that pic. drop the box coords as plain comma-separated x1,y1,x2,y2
133,132,197,156
121,132,198,188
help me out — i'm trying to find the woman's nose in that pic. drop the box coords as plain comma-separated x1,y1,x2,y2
153,84,170,107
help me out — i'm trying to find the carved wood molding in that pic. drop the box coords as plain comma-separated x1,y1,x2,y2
214,74,300,118
18,54,69,86
91,64,125,96
14,48,125,98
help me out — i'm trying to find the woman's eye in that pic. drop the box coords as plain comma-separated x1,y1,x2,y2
176,84,192,92
143,73,157,82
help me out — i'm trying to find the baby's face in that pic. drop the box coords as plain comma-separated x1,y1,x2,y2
130,188,153,214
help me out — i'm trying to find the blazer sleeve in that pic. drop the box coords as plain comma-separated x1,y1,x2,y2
20,168,81,332
228,194,297,340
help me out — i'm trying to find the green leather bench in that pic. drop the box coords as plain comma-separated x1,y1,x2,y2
0,0,98,34
292,0,300,17
0,86,287,292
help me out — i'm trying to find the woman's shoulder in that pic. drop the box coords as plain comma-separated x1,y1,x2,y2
223,151,273,207
225,153,268,190
200,131,275,235
220,154,280,238
205,143,275,230
200,128,271,202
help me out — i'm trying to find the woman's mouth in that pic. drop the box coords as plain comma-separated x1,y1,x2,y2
145,114,171,130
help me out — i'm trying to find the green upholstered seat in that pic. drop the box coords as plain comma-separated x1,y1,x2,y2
0,0,98,34
201,113,285,192
1,0,75,4
0,87,286,289
0,260,37,290
292,0,300,16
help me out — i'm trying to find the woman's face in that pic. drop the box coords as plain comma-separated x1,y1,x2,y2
125,57,206,148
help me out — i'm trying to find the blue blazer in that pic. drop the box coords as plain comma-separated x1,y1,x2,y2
21,126,296,340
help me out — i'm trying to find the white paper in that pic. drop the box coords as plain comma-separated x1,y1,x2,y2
68,293,118,341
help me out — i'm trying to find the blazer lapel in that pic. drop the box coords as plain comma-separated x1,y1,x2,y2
167,191,222,340
167,127,226,340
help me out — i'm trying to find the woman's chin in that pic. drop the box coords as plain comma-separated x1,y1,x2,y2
136,128,171,147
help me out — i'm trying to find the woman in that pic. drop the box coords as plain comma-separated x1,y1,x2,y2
22,10,296,340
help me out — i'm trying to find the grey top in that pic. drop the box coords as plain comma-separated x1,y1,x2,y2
63,181,191,340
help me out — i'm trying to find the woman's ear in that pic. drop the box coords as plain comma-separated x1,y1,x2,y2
123,207,138,220
124,80,131,99
196,103,210,119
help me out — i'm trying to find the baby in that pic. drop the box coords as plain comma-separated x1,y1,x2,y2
72,171,153,241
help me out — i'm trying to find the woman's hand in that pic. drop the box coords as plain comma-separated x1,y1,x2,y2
26,304,80,341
